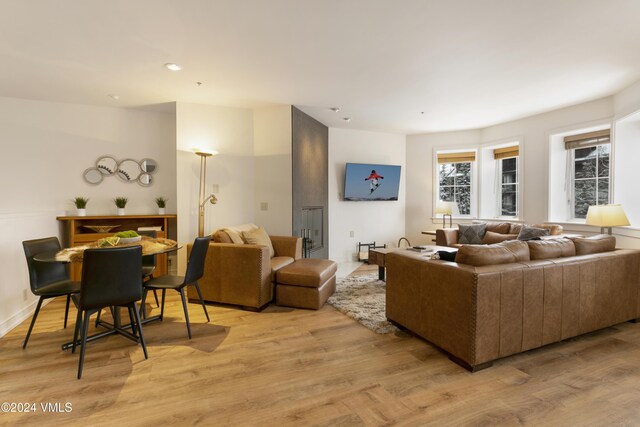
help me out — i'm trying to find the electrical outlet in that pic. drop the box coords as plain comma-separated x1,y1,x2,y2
349,230,354,238
260,202,268,211
23,289,28,301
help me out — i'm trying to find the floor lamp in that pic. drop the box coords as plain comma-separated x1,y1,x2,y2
195,151,218,237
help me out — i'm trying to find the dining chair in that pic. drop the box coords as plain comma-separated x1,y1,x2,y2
141,236,210,339
22,237,81,349
72,246,148,379
137,230,160,306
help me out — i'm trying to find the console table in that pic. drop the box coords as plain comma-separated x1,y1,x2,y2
57,214,177,280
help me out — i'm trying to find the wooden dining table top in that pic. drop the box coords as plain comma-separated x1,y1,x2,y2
34,236,180,263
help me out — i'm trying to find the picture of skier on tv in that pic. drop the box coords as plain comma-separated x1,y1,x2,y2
364,170,384,194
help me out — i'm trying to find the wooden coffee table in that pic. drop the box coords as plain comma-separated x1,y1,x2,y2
369,246,453,281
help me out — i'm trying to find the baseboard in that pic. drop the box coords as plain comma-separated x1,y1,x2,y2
0,298,51,338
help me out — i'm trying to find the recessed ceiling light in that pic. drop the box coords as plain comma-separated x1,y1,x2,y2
330,107,340,113
196,82,203,86
164,63,182,71
343,117,351,122
107,94,120,100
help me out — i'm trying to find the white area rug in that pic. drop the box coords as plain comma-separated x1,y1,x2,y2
327,273,399,334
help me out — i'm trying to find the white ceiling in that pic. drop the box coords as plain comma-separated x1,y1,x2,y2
1,0,640,134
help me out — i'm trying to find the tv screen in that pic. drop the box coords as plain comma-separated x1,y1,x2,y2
344,163,401,201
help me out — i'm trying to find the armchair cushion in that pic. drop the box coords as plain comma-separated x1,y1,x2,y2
242,227,275,258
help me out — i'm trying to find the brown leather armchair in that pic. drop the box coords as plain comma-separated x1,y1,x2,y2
186,234,302,310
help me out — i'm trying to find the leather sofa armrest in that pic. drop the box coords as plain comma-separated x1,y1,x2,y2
188,242,272,308
270,235,302,260
436,228,459,247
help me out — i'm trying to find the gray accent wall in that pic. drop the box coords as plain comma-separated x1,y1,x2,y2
292,106,329,259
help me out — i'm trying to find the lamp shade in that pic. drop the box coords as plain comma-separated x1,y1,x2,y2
585,204,630,227
435,200,459,216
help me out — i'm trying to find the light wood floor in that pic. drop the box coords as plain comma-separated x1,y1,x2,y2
3,268,640,426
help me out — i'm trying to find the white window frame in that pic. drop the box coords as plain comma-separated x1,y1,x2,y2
569,143,611,220
433,148,478,219
498,156,519,218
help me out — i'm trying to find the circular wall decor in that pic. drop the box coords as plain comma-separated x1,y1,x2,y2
83,167,103,185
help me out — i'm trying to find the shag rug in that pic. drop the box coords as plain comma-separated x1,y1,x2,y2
327,272,399,334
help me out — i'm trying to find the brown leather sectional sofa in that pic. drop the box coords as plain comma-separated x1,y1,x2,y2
386,235,640,371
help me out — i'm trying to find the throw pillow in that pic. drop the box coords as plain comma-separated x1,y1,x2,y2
221,228,245,244
482,231,518,244
437,250,457,262
517,226,550,241
242,227,275,258
457,224,487,244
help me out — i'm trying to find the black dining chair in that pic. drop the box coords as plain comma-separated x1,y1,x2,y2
72,246,148,379
137,230,160,307
141,236,210,339
22,237,81,349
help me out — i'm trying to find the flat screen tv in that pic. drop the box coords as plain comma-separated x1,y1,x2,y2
343,163,401,201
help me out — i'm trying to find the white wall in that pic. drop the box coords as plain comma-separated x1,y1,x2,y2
406,97,614,245
253,106,292,235
328,128,406,262
0,96,176,336
175,102,255,273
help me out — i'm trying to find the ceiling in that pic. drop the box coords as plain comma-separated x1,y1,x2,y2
2,0,640,134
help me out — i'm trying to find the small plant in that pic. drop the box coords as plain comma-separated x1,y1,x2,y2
114,197,128,208
155,197,167,208
73,197,89,209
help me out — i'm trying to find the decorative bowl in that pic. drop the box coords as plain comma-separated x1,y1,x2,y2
118,236,142,244
83,225,120,233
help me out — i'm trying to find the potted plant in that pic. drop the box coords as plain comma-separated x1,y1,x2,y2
114,197,128,216
155,197,167,215
73,197,89,216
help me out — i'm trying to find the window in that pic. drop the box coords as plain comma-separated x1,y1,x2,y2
499,157,518,216
437,151,475,216
565,130,610,219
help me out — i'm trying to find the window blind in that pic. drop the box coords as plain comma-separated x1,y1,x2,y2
493,146,519,160
437,151,476,163
564,129,610,150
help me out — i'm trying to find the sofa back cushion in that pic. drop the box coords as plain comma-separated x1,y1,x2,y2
484,222,512,234
531,223,564,236
571,234,616,255
527,238,575,260
455,240,530,266
458,223,487,244
509,223,524,235
482,231,518,244
242,227,275,258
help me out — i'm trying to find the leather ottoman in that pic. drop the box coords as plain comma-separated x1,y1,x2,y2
275,259,337,309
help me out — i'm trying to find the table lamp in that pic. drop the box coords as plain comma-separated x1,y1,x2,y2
435,200,459,228
585,204,630,235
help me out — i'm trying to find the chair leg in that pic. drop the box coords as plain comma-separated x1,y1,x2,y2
72,308,82,354
23,296,44,349
132,302,148,359
77,310,91,379
160,289,166,321
193,282,210,323
64,294,71,328
153,289,160,307
95,309,101,327
127,306,137,336
179,289,192,339
141,289,148,319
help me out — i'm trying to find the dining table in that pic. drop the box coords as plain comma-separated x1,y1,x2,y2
33,236,181,351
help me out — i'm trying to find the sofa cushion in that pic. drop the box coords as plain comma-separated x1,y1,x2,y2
571,234,616,255
532,223,564,236
458,223,487,244
484,222,512,234
509,223,524,235
242,227,275,258
482,231,518,244
212,230,233,243
270,256,295,281
455,240,530,266
527,238,575,260
517,226,550,241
